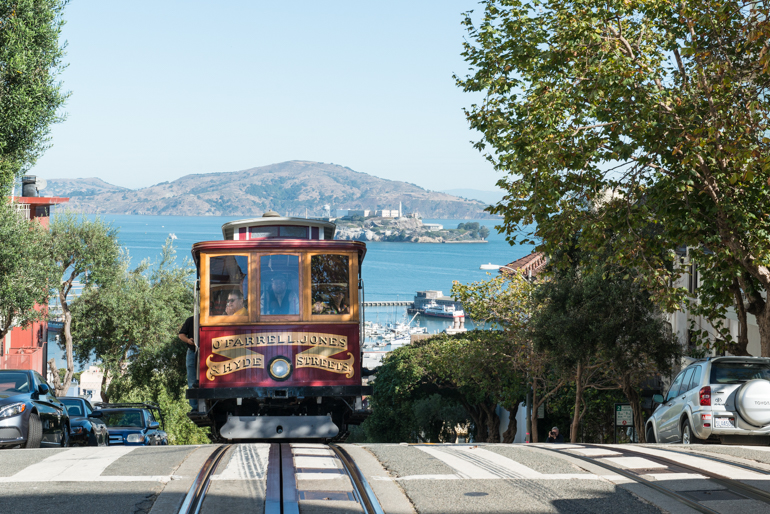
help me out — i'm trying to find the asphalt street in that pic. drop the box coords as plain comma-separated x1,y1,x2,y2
0,443,769,513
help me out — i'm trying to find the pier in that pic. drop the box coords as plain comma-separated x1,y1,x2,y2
362,301,413,306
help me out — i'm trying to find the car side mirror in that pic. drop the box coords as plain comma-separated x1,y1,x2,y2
37,384,50,395
652,394,664,404
88,411,103,418
149,421,160,429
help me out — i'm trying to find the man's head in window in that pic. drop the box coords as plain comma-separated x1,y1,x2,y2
271,276,288,298
226,289,247,316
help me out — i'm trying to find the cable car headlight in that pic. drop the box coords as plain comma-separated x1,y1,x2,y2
269,357,292,381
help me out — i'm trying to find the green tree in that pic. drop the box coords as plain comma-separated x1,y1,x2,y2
365,330,527,443
0,201,57,341
70,239,194,402
452,273,564,442
530,251,681,443
48,212,121,395
458,0,770,355
0,0,69,193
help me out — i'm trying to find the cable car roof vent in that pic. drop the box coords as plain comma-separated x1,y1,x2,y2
262,210,281,217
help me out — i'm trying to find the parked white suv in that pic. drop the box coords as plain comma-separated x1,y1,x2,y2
646,357,770,445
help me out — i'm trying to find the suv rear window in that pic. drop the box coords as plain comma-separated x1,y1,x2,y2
710,362,770,384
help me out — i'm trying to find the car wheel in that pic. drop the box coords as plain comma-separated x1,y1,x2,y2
646,425,656,444
681,419,703,445
61,422,70,447
24,414,42,449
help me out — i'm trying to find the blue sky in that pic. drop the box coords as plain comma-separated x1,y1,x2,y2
31,1,501,193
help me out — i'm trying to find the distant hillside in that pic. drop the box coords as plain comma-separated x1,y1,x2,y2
441,188,505,206
46,161,493,219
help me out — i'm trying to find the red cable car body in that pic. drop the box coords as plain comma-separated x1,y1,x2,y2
186,213,370,441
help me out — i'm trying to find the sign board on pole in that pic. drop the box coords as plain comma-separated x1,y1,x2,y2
615,404,633,427
537,403,544,419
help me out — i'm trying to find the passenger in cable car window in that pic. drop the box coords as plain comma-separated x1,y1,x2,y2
261,275,299,315
313,292,349,315
225,289,248,316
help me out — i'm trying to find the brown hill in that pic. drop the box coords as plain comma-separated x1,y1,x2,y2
45,161,492,218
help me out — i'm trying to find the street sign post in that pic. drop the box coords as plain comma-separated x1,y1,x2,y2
614,403,634,444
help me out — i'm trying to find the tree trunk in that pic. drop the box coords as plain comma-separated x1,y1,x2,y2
501,403,520,443
474,407,488,443
757,304,770,358
47,358,61,393
570,360,584,443
726,277,751,356
462,401,485,443
481,403,501,443
58,290,74,397
531,385,539,443
621,373,645,443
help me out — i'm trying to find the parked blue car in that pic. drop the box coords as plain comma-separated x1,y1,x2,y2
94,402,168,446
59,396,109,446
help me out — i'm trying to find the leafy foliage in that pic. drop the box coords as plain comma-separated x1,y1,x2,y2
69,239,203,444
0,0,69,193
70,239,194,402
457,0,770,355
48,212,121,395
365,331,527,443
0,201,58,341
530,252,681,442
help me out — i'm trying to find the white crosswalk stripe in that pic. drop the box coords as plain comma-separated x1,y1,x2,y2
0,447,178,483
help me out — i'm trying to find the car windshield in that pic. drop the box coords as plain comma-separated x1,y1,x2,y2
60,399,85,417
0,372,30,393
710,362,770,384
102,410,145,428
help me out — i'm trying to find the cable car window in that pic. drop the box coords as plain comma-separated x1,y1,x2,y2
250,226,278,239
209,255,248,316
311,255,350,315
260,255,300,315
279,226,308,239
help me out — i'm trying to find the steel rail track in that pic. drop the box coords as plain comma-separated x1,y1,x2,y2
535,444,770,514
265,442,383,514
638,444,770,477
614,444,770,504
178,444,232,514
533,445,720,514
329,443,385,514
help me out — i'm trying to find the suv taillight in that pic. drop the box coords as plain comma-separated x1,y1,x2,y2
699,386,711,406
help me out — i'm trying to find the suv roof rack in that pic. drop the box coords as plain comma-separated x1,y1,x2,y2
94,402,165,430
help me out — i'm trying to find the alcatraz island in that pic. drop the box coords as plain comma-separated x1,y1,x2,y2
333,208,490,243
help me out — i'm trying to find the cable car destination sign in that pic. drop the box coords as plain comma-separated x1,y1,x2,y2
205,331,355,380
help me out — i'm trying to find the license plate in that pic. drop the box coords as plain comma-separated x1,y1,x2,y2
714,417,735,428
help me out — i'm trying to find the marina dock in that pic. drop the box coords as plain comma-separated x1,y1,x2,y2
363,301,413,306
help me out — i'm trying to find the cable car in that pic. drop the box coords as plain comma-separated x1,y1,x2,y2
186,211,370,441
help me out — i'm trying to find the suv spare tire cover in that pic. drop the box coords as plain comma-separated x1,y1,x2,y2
735,379,770,426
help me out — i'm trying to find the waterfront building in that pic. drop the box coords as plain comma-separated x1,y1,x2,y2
409,290,463,314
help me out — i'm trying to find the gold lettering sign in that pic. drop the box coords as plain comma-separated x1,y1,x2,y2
206,332,355,380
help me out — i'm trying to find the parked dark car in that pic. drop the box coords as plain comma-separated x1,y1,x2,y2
95,402,168,446
59,397,109,447
0,369,69,448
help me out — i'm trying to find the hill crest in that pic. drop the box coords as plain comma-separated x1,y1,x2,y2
44,161,492,219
